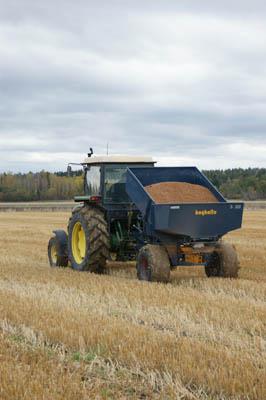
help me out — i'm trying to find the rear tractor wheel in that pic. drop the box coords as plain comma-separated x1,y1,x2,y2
68,206,110,273
137,244,170,283
205,242,240,278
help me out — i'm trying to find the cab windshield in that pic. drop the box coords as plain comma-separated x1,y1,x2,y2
85,166,101,196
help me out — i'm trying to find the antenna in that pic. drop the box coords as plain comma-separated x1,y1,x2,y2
106,142,109,155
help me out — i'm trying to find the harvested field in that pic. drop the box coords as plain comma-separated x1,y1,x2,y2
145,182,218,203
0,210,265,399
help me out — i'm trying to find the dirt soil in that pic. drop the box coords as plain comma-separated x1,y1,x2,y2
145,181,219,204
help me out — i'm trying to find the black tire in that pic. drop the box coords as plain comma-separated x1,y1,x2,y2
205,242,240,278
68,206,109,273
137,244,170,283
48,236,68,267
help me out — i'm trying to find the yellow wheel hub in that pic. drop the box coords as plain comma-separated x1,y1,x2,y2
72,222,86,264
51,244,57,265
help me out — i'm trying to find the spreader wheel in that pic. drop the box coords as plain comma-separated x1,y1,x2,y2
205,242,240,278
137,244,170,283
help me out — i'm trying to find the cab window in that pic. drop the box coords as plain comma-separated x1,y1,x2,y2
85,166,101,196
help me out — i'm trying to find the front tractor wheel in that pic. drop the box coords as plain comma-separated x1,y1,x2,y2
205,242,240,278
137,245,171,283
48,236,68,267
68,206,109,273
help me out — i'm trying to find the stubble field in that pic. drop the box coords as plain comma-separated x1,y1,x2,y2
0,210,265,399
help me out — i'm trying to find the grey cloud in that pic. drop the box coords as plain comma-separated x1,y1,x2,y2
0,0,266,171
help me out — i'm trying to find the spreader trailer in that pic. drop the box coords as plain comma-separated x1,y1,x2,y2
48,152,244,282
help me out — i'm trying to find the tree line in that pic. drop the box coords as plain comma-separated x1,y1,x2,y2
0,171,83,201
203,168,266,200
0,168,266,201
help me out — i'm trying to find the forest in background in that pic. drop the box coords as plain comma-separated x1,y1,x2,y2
0,171,83,201
0,168,266,201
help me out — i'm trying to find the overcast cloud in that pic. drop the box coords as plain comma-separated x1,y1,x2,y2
0,0,266,172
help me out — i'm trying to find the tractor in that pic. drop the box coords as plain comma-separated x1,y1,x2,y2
48,152,244,282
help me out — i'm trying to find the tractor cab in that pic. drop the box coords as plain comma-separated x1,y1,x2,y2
75,155,155,206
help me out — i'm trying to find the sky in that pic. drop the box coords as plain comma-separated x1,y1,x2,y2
1,0,266,172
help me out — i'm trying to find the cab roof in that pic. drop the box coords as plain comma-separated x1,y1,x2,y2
82,155,155,165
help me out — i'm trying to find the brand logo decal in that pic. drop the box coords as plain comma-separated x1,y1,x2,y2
195,209,217,216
